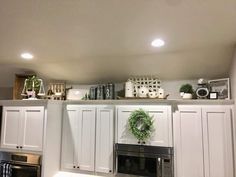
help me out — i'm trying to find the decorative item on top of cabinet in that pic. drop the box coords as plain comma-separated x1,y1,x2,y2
195,78,210,99
46,82,66,100
125,80,134,98
179,84,194,99
128,76,161,97
87,83,115,100
208,78,230,99
21,75,45,100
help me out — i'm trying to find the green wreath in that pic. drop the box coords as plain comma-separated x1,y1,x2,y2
128,109,154,142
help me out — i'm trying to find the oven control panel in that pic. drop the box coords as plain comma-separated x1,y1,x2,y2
163,159,173,177
12,155,27,162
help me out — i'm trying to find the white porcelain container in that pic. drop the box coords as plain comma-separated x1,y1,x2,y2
125,81,134,97
158,88,165,99
148,91,158,98
138,86,149,98
182,93,193,99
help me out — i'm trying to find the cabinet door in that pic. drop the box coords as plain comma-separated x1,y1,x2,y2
20,107,44,151
1,107,22,149
174,106,204,177
95,106,114,173
202,106,234,177
61,105,79,170
116,106,171,146
77,106,96,172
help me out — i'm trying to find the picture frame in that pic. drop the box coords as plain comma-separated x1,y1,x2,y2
209,92,218,99
208,78,230,100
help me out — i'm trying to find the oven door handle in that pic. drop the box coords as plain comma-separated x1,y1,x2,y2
157,157,163,177
11,165,38,171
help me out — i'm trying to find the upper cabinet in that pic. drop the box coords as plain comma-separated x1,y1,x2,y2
1,106,44,152
174,105,234,177
116,105,172,147
61,105,114,174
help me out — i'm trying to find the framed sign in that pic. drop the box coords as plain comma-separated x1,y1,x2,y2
209,92,218,99
208,78,230,100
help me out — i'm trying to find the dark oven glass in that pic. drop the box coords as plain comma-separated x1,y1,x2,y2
117,155,157,177
11,164,40,177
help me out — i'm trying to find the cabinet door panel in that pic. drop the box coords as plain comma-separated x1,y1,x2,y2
96,107,114,173
116,106,171,146
1,107,21,149
21,107,44,151
202,107,234,177
147,107,170,146
61,106,78,170
174,106,204,177
77,107,96,172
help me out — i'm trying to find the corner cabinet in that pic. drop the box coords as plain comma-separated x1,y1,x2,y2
174,105,234,177
61,105,114,174
116,105,172,146
1,106,44,151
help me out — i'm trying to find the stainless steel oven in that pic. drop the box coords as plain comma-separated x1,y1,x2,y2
0,152,41,177
115,144,173,177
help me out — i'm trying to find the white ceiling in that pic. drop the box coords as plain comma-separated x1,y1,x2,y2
0,0,236,85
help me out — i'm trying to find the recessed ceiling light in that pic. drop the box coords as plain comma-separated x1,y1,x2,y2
151,39,165,47
21,52,34,59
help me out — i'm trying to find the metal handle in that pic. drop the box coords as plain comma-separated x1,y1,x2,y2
157,157,162,177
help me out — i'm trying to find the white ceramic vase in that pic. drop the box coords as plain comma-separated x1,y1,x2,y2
182,93,193,99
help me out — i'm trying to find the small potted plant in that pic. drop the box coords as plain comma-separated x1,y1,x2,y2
179,84,194,99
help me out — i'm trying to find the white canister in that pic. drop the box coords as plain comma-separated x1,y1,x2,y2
148,91,158,98
158,88,165,99
125,81,134,97
138,86,149,98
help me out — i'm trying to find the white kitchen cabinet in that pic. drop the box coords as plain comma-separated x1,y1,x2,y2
77,106,96,172
174,105,234,177
173,106,204,177
95,107,114,173
202,106,234,177
1,106,44,151
116,105,172,146
61,105,114,174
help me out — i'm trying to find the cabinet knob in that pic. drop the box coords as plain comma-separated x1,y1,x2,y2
73,166,76,168
16,146,19,149
109,170,112,173
20,146,23,149
77,166,80,169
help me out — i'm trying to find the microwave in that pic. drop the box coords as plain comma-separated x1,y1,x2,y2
115,144,174,177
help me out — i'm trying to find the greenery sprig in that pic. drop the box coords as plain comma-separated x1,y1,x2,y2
128,109,154,142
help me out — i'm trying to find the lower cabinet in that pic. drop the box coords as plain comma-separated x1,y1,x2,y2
174,105,234,177
61,105,114,174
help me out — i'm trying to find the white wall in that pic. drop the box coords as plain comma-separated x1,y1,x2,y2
0,87,13,99
230,48,236,99
229,47,236,176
